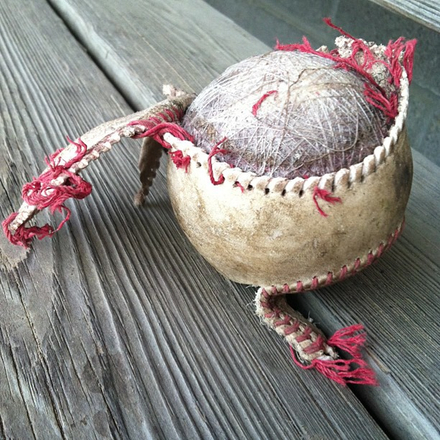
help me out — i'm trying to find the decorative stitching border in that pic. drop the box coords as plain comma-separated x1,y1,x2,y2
163,71,409,197
258,219,404,294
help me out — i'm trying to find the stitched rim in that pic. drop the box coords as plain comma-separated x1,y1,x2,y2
163,71,409,196
257,219,404,293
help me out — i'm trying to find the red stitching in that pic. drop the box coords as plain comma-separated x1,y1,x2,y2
234,181,245,192
284,321,301,335
261,288,270,299
339,265,348,280
296,327,312,343
353,258,361,273
303,335,326,354
207,138,227,185
326,272,333,285
376,242,385,259
275,222,404,294
274,315,291,327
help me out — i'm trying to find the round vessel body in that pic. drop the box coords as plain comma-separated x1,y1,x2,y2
166,128,412,290
165,71,412,291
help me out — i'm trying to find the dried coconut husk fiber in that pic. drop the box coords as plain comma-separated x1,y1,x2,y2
2,19,416,386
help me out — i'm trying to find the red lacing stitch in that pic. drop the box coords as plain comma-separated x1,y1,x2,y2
274,315,291,327
284,321,301,335
313,187,342,217
296,327,313,343
326,272,333,285
311,276,319,290
264,305,281,319
271,286,279,295
207,138,228,185
261,288,270,299
303,335,326,355
339,265,348,280
252,90,278,116
234,181,245,192
283,283,290,294
288,222,404,293
376,242,385,259
353,258,361,273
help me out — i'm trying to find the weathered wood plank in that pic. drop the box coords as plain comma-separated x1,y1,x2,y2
369,0,440,33
41,0,440,437
0,0,388,439
44,0,440,438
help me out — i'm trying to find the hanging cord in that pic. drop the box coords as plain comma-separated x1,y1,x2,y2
3,92,194,247
255,286,378,386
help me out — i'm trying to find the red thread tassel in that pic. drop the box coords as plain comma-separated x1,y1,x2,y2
311,358,378,386
290,324,378,386
327,324,367,358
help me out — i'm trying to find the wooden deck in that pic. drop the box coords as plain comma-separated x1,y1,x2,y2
0,0,439,438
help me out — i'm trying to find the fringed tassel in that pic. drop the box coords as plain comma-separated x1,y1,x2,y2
2,138,92,248
256,288,378,386
291,324,378,386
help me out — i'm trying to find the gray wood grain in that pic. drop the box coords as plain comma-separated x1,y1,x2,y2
0,0,390,439
369,0,440,32
45,0,440,438
40,1,440,437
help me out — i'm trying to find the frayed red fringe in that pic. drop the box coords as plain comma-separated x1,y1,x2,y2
276,18,416,123
169,149,191,172
313,186,342,217
2,138,92,248
290,324,378,386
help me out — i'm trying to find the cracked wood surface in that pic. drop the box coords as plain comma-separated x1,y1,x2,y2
0,0,439,439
